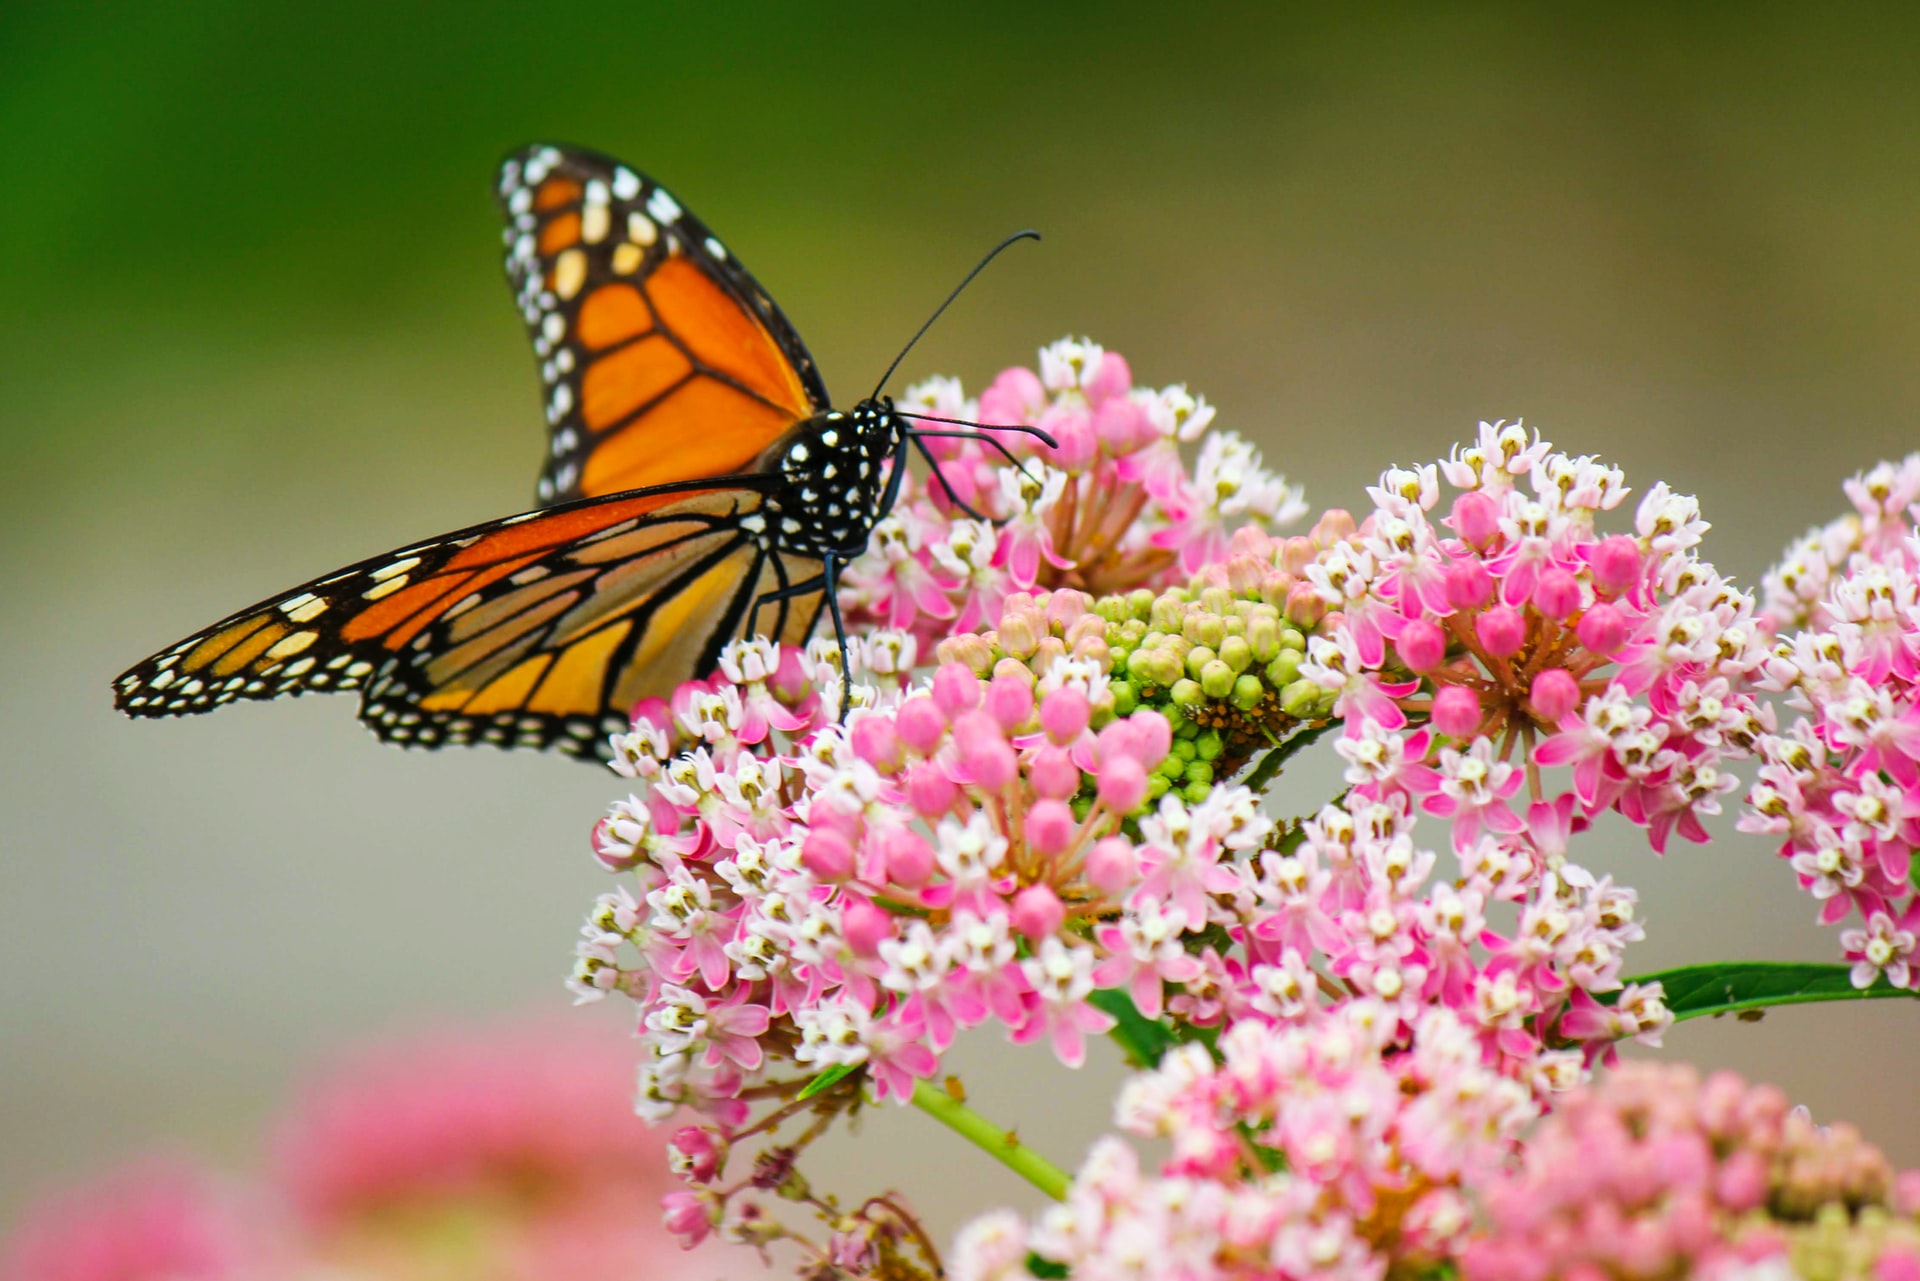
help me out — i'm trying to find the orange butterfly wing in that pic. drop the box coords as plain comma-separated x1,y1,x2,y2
113,483,824,760
498,145,830,504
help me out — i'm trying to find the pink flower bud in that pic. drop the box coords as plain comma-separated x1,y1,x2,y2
1529,668,1580,724
668,1126,727,1183
1227,555,1265,595
1444,559,1495,609
894,695,946,755
1285,581,1327,627
978,365,1046,425
1086,836,1139,897
1024,798,1076,857
987,674,1035,732
1011,884,1066,939
1577,602,1628,656
905,762,958,817
1312,509,1358,544
1097,755,1148,812
1040,688,1091,744
802,829,854,881
950,709,1004,758
849,716,902,771
1029,745,1081,799
1397,618,1447,672
1474,604,1526,657
1590,534,1642,596
1130,710,1173,767
1431,685,1484,739
882,826,934,887
1715,1150,1769,1212
1084,349,1132,402
971,740,1017,792
1049,589,1093,631
841,898,893,955
1532,568,1582,620
1093,396,1153,455
1450,490,1501,547
662,1190,719,1248
932,663,982,717
1038,404,1097,471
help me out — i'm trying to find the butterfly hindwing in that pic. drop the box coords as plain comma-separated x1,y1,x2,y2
114,484,825,761
498,144,831,505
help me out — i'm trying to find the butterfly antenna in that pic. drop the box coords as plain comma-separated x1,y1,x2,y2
870,230,1041,400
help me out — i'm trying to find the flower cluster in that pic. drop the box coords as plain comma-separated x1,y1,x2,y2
0,1161,273,1281
1292,420,1770,855
839,338,1307,649
1,1016,710,1281
1743,455,1920,988
1462,1061,1920,1281
956,1000,1537,1281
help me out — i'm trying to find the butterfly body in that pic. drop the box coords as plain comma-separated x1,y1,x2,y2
748,400,907,560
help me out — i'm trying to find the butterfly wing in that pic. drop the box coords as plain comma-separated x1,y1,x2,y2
498,144,830,505
113,483,825,761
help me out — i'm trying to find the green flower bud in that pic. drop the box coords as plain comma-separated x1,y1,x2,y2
1247,616,1281,664
1185,646,1217,680
1171,737,1198,762
1186,612,1226,650
1231,673,1267,711
1184,759,1214,787
1194,731,1224,762
1147,773,1172,801
1218,635,1253,673
1280,677,1323,718
1200,659,1236,700
1148,648,1187,689
1127,588,1157,621
1279,627,1307,652
1199,586,1234,616
1265,650,1302,687
1109,679,1138,717
1151,592,1187,632
1170,678,1205,707
1181,779,1213,804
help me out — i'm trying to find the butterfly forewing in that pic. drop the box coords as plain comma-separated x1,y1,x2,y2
113,484,825,761
498,145,830,505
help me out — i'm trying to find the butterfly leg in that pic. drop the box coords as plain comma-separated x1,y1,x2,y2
909,434,990,522
747,573,827,643
821,553,855,721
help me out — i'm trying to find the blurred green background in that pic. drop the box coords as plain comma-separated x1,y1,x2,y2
5,0,1919,1242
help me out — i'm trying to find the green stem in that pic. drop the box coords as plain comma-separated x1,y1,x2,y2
910,1078,1072,1201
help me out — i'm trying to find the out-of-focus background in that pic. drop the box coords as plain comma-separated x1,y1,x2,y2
5,0,1919,1248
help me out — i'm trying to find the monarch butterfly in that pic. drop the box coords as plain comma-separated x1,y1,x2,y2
113,145,1044,762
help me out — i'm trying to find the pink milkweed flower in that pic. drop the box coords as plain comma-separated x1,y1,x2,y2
990,465,1075,588
1409,739,1526,851
1013,939,1114,1068
1093,898,1206,1020
0,1159,275,1281
863,1003,941,1103
1840,903,1920,989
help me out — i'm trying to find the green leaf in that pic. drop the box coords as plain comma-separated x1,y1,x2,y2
1090,988,1177,1067
1610,961,1919,1022
1026,1253,1070,1278
797,1062,859,1100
